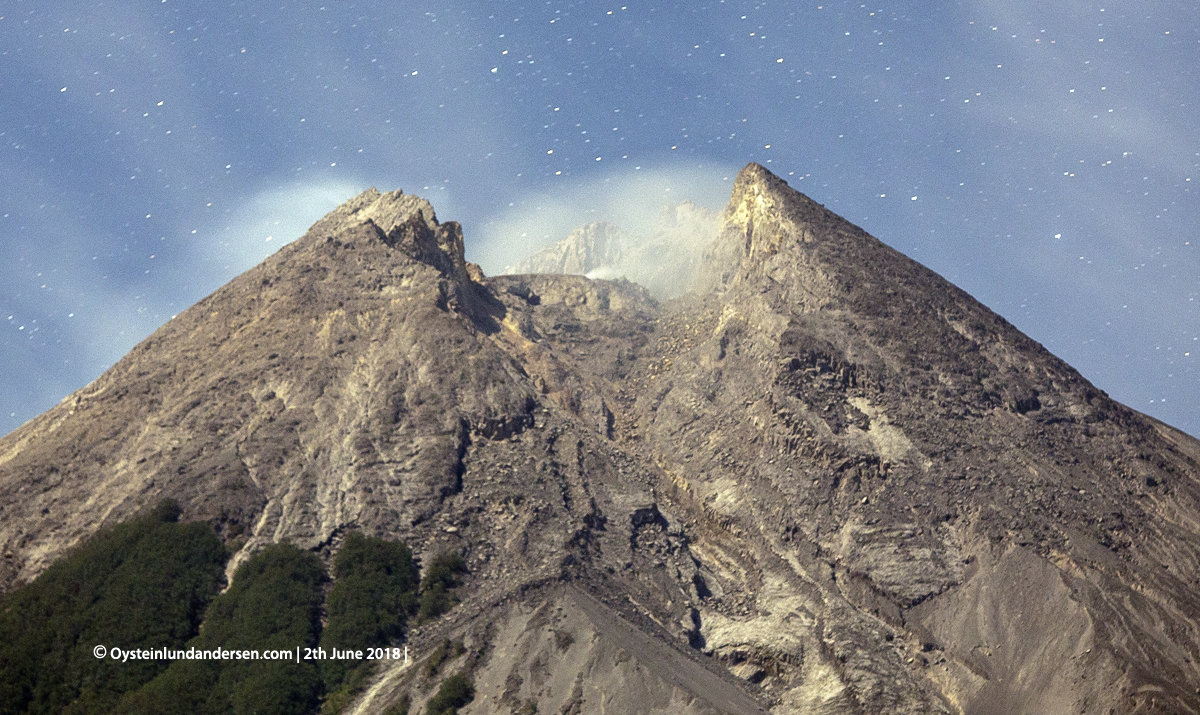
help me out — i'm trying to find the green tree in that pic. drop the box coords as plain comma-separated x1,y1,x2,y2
424,674,474,715
319,531,419,706
117,542,326,715
417,551,466,623
0,500,227,715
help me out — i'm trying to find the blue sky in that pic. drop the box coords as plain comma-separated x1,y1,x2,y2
2,1,1197,437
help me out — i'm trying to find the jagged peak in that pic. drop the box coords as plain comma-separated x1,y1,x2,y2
307,187,436,237
300,187,477,285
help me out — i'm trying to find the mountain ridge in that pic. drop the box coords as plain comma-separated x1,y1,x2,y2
2,163,1198,714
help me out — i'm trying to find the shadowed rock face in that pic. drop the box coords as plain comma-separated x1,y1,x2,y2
3,164,1199,714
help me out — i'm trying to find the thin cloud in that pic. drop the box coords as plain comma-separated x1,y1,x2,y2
187,179,365,278
468,162,738,275
0,178,364,434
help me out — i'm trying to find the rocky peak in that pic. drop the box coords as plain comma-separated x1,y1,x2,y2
697,163,846,296
304,187,474,287
504,221,627,277
3,166,1199,714
505,203,718,300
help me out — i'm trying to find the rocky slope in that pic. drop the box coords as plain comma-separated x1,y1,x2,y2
2,164,1199,714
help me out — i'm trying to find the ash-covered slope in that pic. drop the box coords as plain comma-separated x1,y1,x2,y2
2,164,1199,715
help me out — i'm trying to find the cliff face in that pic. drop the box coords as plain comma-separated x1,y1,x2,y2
2,165,1199,715
504,220,629,277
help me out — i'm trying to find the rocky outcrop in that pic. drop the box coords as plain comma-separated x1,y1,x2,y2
505,221,629,278
2,166,1199,714
505,200,719,300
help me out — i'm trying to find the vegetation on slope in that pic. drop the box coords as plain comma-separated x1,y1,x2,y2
319,531,420,712
417,551,467,623
0,500,228,715
0,501,466,715
424,674,474,715
116,542,326,715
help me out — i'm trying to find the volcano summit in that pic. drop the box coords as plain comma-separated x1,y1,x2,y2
2,163,1198,714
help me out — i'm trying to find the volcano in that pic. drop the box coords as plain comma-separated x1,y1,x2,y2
2,163,1198,714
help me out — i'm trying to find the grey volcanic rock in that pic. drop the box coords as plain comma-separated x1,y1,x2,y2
505,220,629,277
505,200,719,300
3,165,1200,714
